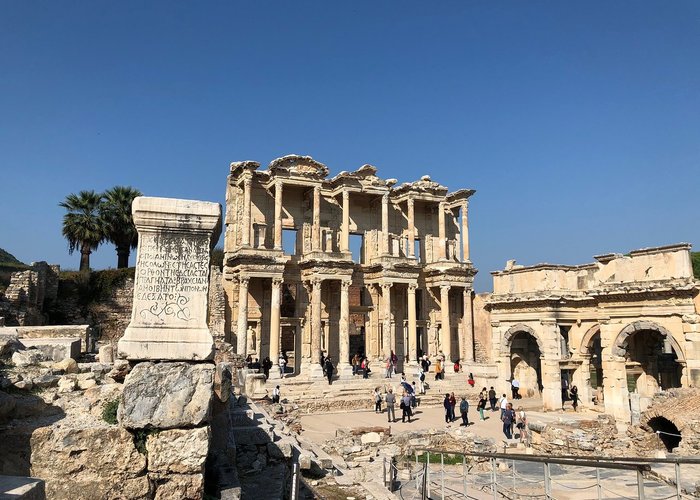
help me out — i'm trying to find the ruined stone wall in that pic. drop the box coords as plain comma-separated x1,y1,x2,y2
472,293,491,363
1,262,60,326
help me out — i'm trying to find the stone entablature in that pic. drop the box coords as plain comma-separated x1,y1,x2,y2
223,155,477,378
482,243,700,423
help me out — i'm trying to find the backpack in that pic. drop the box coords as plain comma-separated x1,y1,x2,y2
419,372,425,382
460,400,468,412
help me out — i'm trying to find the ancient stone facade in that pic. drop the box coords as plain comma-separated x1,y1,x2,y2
479,243,700,421
1,262,59,326
223,155,477,378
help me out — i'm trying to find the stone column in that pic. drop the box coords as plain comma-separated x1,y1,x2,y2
274,181,283,250
236,277,249,356
603,356,631,421
338,280,353,378
117,196,221,361
440,284,451,361
312,186,321,251
381,192,389,255
461,288,474,362
407,283,418,363
381,283,392,359
438,202,446,260
574,355,592,410
310,279,324,378
341,190,350,253
268,278,282,377
242,178,252,247
461,200,470,262
541,358,563,411
407,197,415,258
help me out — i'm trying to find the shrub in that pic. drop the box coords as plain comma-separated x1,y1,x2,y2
102,399,119,425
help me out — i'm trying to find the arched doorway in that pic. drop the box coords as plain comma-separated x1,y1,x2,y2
578,325,604,406
647,416,682,452
509,331,543,398
613,321,684,398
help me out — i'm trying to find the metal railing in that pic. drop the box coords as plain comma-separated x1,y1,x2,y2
385,449,700,499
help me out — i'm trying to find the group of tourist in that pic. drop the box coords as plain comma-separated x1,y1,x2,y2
375,386,416,423
351,353,373,379
442,392,471,426
561,379,579,411
245,351,290,380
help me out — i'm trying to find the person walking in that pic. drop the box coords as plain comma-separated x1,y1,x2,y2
352,354,359,376
449,392,457,422
488,387,497,411
401,392,413,423
385,388,396,423
477,393,486,421
499,394,508,420
435,359,442,381
459,397,469,426
278,354,286,378
421,355,431,374
390,350,398,375
516,407,528,444
418,367,426,394
571,385,579,411
385,357,393,378
511,379,520,400
362,358,370,379
502,403,516,439
324,357,334,385
467,372,475,388
373,387,383,413
443,394,451,424
262,357,272,379
271,385,280,404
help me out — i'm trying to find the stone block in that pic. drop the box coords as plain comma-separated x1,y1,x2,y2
20,338,80,361
12,350,42,367
117,196,221,361
0,475,45,500
57,377,76,393
118,361,214,429
231,426,273,446
53,358,78,374
151,473,204,500
214,362,233,403
77,379,97,390
266,440,293,460
360,432,381,444
0,333,24,358
32,374,59,389
98,344,115,363
243,373,267,399
146,427,210,474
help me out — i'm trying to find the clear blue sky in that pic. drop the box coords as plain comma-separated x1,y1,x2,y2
1,1,698,291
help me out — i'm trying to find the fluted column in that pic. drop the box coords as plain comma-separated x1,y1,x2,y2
462,288,474,362
274,182,283,250
440,284,451,361
381,192,389,255
381,282,392,359
242,178,252,247
339,281,351,374
310,278,322,364
269,278,282,369
461,200,469,262
407,197,415,258
236,276,249,355
312,186,321,251
438,201,446,260
407,283,418,362
341,190,350,253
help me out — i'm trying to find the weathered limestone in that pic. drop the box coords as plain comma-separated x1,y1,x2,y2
118,362,214,429
117,196,221,361
19,338,80,361
146,427,210,474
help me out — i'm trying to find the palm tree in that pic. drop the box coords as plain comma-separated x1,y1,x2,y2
59,190,105,271
101,186,142,268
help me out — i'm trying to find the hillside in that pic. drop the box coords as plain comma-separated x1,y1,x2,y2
0,248,29,294
0,248,25,266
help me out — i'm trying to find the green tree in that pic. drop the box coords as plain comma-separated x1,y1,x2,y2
101,186,142,268
59,190,105,271
692,252,700,280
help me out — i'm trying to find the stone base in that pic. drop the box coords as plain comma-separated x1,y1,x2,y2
0,476,45,500
308,364,325,380
337,363,354,379
118,326,214,361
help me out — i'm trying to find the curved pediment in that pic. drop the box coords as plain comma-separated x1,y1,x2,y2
268,155,329,179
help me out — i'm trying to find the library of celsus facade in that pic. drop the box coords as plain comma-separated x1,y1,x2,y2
222,155,476,378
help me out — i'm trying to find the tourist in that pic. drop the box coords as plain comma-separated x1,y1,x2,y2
561,377,569,404
400,372,407,384
468,372,475,388
502,403,516,439
352,354,360,376
390,350,398,375
420,355,431,373
385,388,396,423
449,392,457,422
245,355,253,368
262,357,272,379
571,385,579,411
418,367,426,394
435,359,442,381
411,382,418,407
252,358,261,372
516,407,528,444
453,359,461,373
488,387,497,411
271,385,280,404
401,392,412,423
278,353,286,378
499,394,508,419
477,393,487,421
374,387,383,413
459,397,469,426
511,378,520,400
385,357,392,378
324,356,334,385
443,394,451,424
362,358,370,379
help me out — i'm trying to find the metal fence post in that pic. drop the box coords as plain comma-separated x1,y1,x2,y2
512,459,516,495
290,462,300,500
544,461,552,499
675,461,681,499
637,468,646,500
421,462,428,500
383,457,387,488
441,453,445,500
491,457,497,500
426,452,431,498
463,454,467,496
596,467,602,500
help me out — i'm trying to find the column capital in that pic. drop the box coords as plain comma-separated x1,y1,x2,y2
313,185,321,194
462,199,469,210
238,276,250,287
312,277,323,288
275,179,284,190
407,196,414,208
408,283,418,293
381,282,393,291
382,191,390,202
272,277,283,288
440,283,451,293
340,280,352,291
243,177,253,188
342,189,349,201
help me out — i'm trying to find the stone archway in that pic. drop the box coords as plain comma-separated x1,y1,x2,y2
503,323,544,354
612,320,685,361
503,324,543,398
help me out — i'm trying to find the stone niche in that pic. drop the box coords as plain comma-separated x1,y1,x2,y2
118,197,222,361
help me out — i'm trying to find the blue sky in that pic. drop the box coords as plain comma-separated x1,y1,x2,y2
1,1,698,291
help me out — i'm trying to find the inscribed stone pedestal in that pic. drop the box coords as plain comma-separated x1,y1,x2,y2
117,196,221,361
